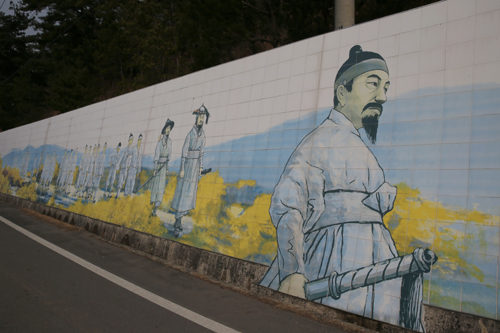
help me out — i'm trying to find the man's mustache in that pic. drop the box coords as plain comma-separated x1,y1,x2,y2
362,103,383,114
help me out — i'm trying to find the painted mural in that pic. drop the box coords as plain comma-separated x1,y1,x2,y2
1,1,500,329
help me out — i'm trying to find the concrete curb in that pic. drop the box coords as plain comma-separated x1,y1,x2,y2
1,193,499,333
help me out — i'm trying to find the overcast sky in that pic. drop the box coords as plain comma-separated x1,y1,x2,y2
0,0,16,15
1,0,41,35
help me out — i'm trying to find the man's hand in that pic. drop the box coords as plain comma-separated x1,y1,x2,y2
180,170,185,179
199,167,203,176
278,273,308,299
153,169,157,177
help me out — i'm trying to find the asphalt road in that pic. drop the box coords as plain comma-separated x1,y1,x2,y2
0,201,348,333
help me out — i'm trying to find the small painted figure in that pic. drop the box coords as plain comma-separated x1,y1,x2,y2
76,145,89,196
63,149,77,192
92,143,106,201
36,153,44,182
40,153,50,187
83,145,96,198
57,150,68,188
149,119,174,216
45,152,57,189
124,134,142,196
31,153,38,181
105,142,121,197
20,151,30,178
171,104,209,237
116,134,134,198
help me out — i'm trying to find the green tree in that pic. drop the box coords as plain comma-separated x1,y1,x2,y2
0,0,441,131
0,10,46,131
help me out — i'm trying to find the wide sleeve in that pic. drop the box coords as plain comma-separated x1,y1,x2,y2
166,139,172,173
100,155,105,174
179,132,191,172
199,134,206,170
362,182,397,217
154,142,160,163
271,160,325,282
116,149,124,167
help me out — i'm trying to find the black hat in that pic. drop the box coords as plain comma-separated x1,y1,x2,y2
128,133,133,140
162,118,175,134
192,104,210,124
138,133,143,141
334,45,388,90
117,142,121,148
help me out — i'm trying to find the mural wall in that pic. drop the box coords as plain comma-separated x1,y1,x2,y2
1,0,500,329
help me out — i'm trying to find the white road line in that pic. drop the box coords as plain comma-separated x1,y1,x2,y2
0,215,240,333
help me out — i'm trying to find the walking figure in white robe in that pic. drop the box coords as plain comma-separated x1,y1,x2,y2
149,119,174,216
116,134,134,198
171,105,209,237
124,134,142,196
92,143,106,201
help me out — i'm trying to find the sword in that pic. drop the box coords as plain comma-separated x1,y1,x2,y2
135,167,212,193
135,164,167,193
304,247,438,301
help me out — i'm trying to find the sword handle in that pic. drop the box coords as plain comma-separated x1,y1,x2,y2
200,168,212,175
304,247,437,301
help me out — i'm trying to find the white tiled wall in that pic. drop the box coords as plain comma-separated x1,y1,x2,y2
0,0,499,322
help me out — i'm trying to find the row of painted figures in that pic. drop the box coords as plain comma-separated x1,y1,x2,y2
17,134,142,201
12,105,210,237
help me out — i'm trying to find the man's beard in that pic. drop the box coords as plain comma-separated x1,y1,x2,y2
361,103,382,144
196,123,203,131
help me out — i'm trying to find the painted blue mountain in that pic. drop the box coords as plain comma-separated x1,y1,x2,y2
3,144,155,172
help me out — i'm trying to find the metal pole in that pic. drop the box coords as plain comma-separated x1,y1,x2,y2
335,0,355,30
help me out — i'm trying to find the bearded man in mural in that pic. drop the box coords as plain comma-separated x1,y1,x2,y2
171,105,208,238
260,45,425,330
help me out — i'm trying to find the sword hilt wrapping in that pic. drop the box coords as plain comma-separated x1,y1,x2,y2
304,247,437,301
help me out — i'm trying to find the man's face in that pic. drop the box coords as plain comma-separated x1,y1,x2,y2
117,147,120,153
137,139,142,148
128,138,133,146
164,126,171,137
339,69,389,143
196,115,205,127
